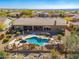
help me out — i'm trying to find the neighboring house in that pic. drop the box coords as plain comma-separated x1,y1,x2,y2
13,18,67,35
50,13,60,17
64,13,75,17
70,22,79,26
0,18,12,31
71,14,79,22
34,12,49,17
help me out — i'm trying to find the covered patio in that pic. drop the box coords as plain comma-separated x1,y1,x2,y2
12,18,67,35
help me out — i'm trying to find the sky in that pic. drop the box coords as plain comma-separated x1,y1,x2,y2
0,0,79,9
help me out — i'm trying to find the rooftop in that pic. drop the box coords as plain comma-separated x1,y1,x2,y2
0,17,8,23
13,17,67,26
71,14,79,19
70,22,79,26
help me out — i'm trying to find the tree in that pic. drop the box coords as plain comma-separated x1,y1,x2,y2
59,10,65,17
64,17,73,24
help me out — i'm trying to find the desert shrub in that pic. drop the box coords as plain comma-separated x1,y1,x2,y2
0,34,5,40
2,39,9,43
57,34,62,41
6,34,11,38
51,49,60,59
16,32,20,35
15,32,21,37
0,51,9,59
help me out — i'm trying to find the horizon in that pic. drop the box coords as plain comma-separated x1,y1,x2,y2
0,8,79,10
0,0,79,9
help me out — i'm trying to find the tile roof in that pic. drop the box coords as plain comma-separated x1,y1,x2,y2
13,17,67,26
71,14,79,19
70,22,79,26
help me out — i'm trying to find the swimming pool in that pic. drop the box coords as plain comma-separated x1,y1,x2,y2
25,36,49,46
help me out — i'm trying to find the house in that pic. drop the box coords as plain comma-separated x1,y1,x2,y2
71,14,79,22
13,18,67,35
64,13,75,17
34,12,49,17
50,13,60,17
0,18,12,31
70,22,79,26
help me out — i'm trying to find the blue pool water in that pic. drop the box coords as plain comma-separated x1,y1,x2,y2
25,37,49,46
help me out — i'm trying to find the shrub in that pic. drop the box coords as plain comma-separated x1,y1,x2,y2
15,32,21,36
51,49,60,59
0,34,5,40
0,51,9,59
57,34,62,41
6,34,11,38
16,32,20,35
2,39,9,43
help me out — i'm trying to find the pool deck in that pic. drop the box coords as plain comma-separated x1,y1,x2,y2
22,35,50,40
7,35,52,50
9,35,50,45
